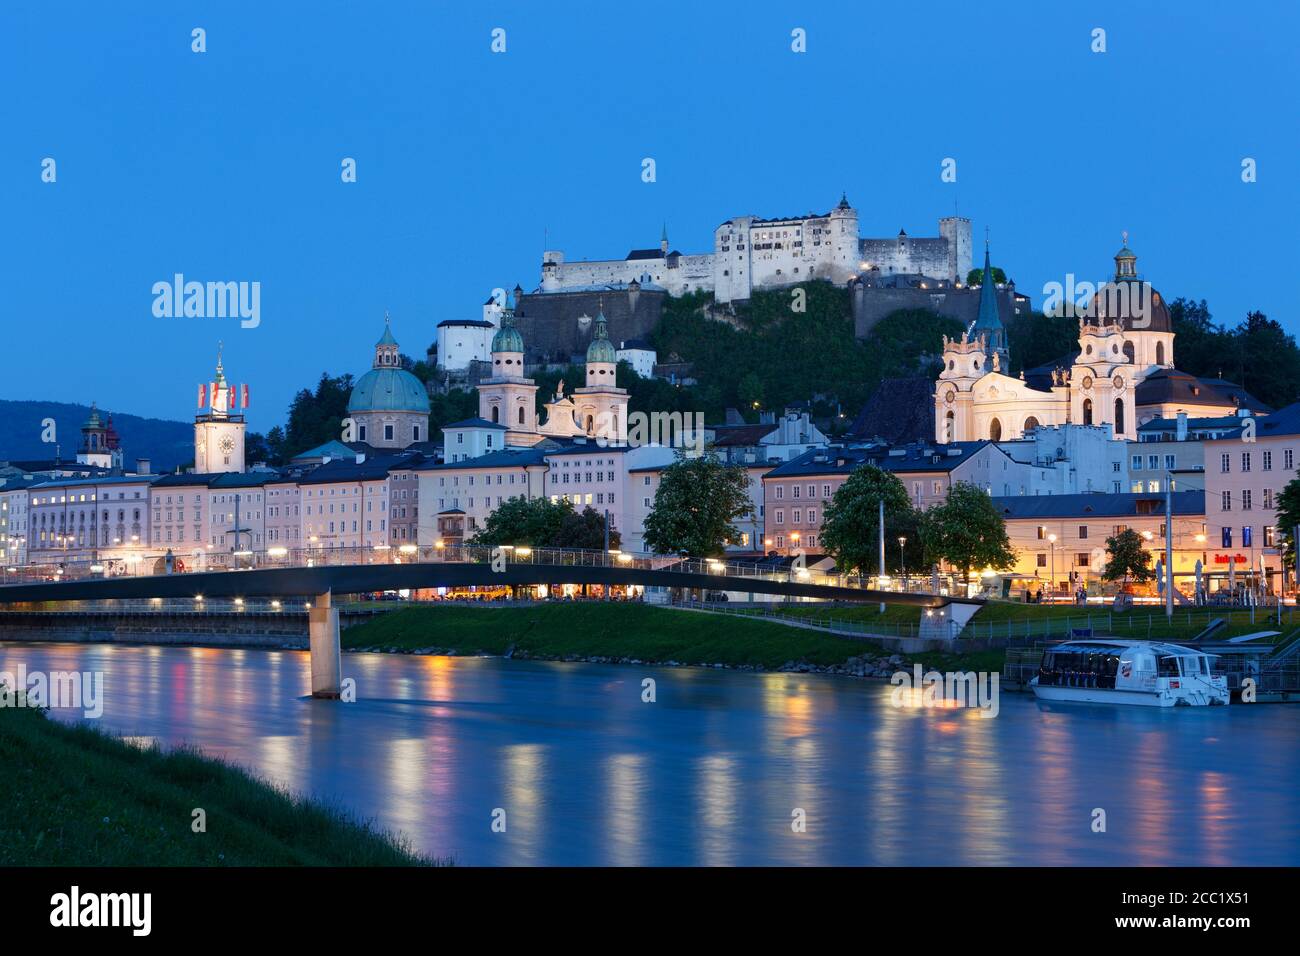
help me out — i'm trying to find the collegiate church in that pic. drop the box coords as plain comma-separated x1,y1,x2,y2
934,238,1266,443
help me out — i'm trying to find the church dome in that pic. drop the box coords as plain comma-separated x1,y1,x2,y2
492,323,525,354
1085,236,1171,333
347,367,431,414
586,310,617,364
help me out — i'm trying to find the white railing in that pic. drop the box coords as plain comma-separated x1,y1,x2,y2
0,543,960,597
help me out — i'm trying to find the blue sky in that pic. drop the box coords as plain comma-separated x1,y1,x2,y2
2,0,1297,431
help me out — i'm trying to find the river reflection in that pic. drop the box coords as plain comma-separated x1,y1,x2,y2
5,642,1299,866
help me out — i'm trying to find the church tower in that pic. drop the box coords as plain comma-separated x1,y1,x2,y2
77,403,123,469
573,308,629,442
478,292,540,444
194,345,246,473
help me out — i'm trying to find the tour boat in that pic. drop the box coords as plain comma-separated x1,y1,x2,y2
1030,640,1229,707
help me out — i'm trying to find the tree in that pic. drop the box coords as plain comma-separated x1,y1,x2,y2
920,482,1016,584
965,266,1007,287
282,372,354,458
555,505,621,551
820,465,918,575
1101,528,1153,588
1274,477,1300,568
643,450,753,557
244,431,272,465
471,496,573,548
737,371,765,411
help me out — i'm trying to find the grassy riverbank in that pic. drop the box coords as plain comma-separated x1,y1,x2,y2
0,704,435,866
343,602,891,669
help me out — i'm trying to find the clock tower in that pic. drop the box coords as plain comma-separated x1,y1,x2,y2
194,345,247,473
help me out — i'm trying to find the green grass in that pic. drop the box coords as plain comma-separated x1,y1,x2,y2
343,602,889,670
0,703,438,866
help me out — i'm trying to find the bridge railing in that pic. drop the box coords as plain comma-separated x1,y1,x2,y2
0,542,963,598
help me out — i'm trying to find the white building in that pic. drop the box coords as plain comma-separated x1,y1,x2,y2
615,339,657,378
28,475,155,568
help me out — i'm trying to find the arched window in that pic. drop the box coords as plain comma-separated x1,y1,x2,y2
1114,398,1125,434
1156,342,1165,365
1122,341,1135,364
517,405,525,425
491,405,499,423
989,418,1002,442
1024,416,1040,433
944,410,954,442
586,415,595,434
1083,398,1093,425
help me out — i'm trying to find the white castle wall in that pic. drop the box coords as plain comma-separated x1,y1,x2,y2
542,204,970,303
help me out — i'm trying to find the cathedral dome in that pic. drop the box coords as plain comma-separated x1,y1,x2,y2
347,315,431,414
347,367,431,414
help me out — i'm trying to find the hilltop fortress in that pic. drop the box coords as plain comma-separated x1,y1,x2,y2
541,195,972,304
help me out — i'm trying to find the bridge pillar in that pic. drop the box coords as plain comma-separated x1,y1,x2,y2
308,591,342,699
919,602,981,643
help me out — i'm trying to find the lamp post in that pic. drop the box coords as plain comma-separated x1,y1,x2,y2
898,535,907,589
1047,533,1057,603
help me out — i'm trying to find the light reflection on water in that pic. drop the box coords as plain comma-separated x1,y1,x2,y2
4,641,1299,866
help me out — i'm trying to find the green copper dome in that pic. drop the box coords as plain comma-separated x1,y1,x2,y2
347,367,431,414
492,307,524,353
586,312,616,364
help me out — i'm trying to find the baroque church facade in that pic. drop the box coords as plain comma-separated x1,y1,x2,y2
935,239,1265,444
478,298,629,446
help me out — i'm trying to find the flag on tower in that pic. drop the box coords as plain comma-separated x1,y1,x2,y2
242,383,249,408
198,383,207,409
228,385,236,409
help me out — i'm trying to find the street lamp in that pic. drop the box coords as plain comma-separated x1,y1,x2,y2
898,535,907,587
1047,533,1057,603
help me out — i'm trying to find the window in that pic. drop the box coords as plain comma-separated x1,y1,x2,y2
774,486,783,500
1164,455,1175,470
1222,490,1232,511
1036,526,1046,540
1076,553,1089,567
1036,554,1047,567
1243,526,1253,548
1286,449,1294,470
1222,527,1232,548
774,510,784,524
1131,455,1142,471
1078,526,1088,539
1264,489,1273,510
384,424,394,442
1242,453,1251,473
1242,490,1252,510
1263,450,1272,471
1148,455,1159,470
1221,453,1232,473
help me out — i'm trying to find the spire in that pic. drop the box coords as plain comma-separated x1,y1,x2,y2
660,222,669,253
374,313,400,367
973,234,1008,366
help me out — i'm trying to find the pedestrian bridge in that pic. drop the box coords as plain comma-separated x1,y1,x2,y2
0,544,982,696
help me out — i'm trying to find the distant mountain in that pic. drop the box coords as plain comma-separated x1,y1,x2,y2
0,400,193,472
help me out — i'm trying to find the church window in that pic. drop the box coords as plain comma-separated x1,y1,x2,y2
1156,342,1165,365
1083,399,1093,425
944,411,954,442
1123,342,1135,363
384,424,394,442
1024,416,1039,432
518,406,526,425
989,418,1002,441
1114,398,1125,433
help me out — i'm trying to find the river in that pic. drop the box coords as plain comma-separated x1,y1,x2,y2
5,641,1298,865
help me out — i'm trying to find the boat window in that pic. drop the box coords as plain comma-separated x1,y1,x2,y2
1188,656,1206,675
1158,657,1180,677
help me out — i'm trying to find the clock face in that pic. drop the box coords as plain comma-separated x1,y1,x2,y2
944,389,956,405
219,435,235,454
1113,375,1125,390
1081,375,1093,390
